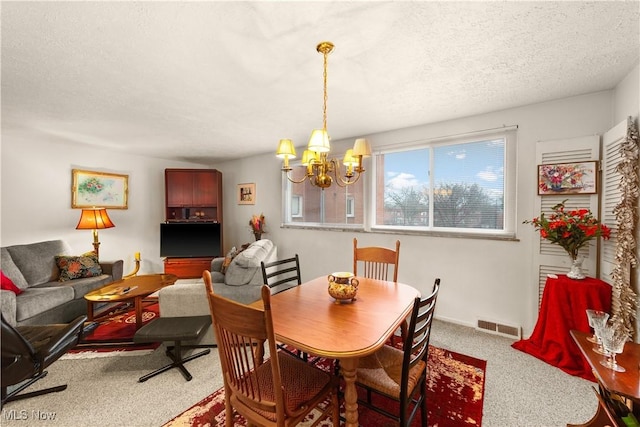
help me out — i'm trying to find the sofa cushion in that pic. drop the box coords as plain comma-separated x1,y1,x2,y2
0,248,29,290
233,240,273,268
56,275,115,299
6,240,72,286
0,270,23,295
225,240,274,286
55,253,103,282
220,244,250,273
14,286,74,323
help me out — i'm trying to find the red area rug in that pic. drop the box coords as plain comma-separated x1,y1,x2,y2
162,346,486,427
65,302,161,357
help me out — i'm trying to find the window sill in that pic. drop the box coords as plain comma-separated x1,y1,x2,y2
370,227,519,242
281,224,518,241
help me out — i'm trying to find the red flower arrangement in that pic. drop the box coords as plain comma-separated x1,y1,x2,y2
524,200,610,260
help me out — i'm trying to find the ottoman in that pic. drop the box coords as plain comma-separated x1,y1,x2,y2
133,315,212,382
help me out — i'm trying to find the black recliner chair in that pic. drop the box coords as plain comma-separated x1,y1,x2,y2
1,314,86,406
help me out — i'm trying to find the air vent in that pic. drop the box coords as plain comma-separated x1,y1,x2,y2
476,318,521,339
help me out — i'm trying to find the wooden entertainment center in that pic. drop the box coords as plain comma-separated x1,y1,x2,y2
162,168,223,279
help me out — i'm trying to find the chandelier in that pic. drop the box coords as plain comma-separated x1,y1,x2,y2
276,41,371,189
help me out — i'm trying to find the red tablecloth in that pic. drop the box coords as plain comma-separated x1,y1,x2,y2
512,274,611,382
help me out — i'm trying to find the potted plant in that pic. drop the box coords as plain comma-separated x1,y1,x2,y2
249,214,266,241
524,200,610,279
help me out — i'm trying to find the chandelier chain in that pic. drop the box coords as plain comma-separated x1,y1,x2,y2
322,49,328,132
276,41,369,189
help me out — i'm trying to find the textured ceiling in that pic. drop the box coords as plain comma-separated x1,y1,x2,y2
2,1,639,163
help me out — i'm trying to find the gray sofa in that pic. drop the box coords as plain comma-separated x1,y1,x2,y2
1,240,123,326
159,238,278,344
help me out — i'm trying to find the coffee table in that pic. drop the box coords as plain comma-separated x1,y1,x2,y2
84,274,178,329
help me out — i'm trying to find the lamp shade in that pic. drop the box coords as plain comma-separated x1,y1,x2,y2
301,150,318,166
76,208,115,230
276,139,297,159
307,129,331,153
352,138,371,157
342,149,358,167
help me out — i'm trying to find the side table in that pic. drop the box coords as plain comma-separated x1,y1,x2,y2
569,330,639,427
512,274,611,381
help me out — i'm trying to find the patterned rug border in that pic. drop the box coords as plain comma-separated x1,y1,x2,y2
163,345,486,427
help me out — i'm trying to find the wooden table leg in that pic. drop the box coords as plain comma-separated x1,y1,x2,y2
135,297,143,329
86,301,95,321
341,357,359,427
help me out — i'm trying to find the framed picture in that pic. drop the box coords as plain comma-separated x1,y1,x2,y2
537,161,598,195
72,169,129,209
237,183,256,205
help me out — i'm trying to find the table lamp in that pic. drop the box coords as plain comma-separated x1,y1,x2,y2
76,208,115,259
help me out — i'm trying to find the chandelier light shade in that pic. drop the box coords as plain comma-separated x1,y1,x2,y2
76,208,115,259
276,41,371,189
276,139,297,169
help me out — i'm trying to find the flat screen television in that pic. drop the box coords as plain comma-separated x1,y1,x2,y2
160,222,221,258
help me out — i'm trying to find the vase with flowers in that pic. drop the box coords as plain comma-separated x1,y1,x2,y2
250,214,266,241
524,200,611,279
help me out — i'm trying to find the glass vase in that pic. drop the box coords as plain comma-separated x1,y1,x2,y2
567,256,585,280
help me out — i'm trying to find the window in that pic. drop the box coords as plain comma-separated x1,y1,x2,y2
373,129,516,235
282,164,364,227
346,196,355,218
282,128,516,235
291,195,303,218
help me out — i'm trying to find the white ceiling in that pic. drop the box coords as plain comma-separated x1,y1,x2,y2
2,1,639,163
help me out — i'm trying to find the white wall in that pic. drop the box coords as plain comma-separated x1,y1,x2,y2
214,90,617,336
3,79,638,336
0,132,208,275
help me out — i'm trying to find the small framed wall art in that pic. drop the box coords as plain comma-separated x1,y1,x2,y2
72,169,129,209
238,183,256,205
537,161,598,195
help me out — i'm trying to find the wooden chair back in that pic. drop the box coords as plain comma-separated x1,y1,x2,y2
355,278,440,426
206,281,340,426
261,254,301,295
404,278,440,375
353,238,400,282
207,285,280,424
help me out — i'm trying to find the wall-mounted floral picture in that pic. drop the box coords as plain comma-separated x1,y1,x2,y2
72,169,129,209
537,161,597,195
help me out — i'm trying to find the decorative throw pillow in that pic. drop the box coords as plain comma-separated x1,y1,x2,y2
55,252,103,282
0,270,23,294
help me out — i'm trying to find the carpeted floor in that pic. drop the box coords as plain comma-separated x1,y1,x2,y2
1,320,598,426
162,345,486,427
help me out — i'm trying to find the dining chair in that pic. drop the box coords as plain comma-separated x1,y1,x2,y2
261,254,312,362
353,237,400,282
353,237,406,344
206,284,341,427
355,278,441,427
261,254,301,295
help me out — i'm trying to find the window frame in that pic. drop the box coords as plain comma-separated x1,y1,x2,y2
281,168,366,230
369,128,517,239
346,196,355,218
291,195,303,218
281,127,517,239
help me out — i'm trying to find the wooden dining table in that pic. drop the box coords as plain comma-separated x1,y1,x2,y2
253,275,420,427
